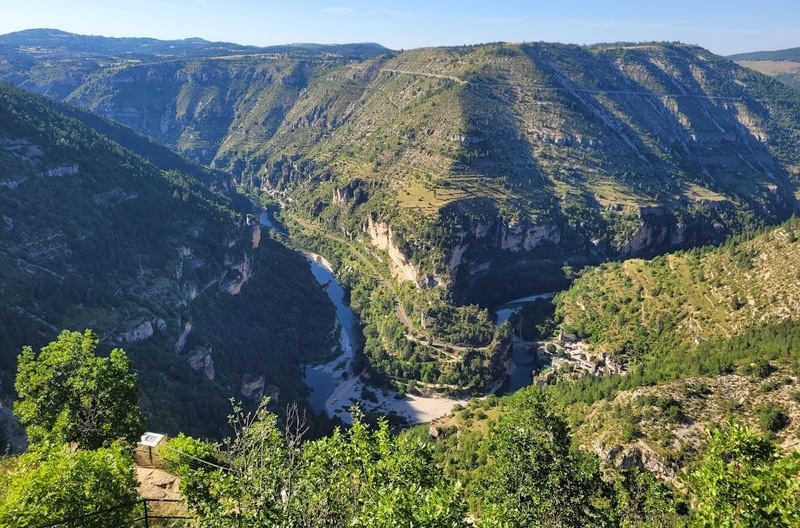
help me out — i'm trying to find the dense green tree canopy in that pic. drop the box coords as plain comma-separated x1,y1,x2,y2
169,403,467,527
14,329,144,449
477,390,613,527
689,422,800,527
0,442,138,528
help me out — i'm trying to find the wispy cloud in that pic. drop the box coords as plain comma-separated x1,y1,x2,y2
322,7,356,14
378,9,411,18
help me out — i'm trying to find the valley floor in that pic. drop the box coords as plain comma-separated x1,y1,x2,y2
312,327,467,424
326,374,467,425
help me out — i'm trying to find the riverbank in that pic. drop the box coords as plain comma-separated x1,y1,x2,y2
310,287,562,423
325,377,467,425
307,323,467,424
257,207,555,425
302,250,335,274
298,241,468,424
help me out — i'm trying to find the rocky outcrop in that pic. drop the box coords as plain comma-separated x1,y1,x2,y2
264,384,280,404
621,221,687,256
43,164,79,178
533,370,557,386
120,320,154,343
592,439,676,480
175,260,183,281
366,214,418,284
333,179,369,209
187,344,215,380
619,208,691,256
294,103,336,129
240,374,265,402
239,378,278,406
732,101,769,143
221,254,253,295
175,246,195,281
429,424,456,440
174,321,192,353
498,220,561,252
119,317,167,344
419,275,446,288
180,282,199,305
0,177,25,190
447,242,469,276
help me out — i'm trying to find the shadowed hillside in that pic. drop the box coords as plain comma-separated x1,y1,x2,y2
5,33,800,390
0,83,335,437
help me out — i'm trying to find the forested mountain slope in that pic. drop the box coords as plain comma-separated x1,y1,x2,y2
424,221,800,500
555,218,800,368
0,28,386,98
6,32,800,391
547,219,800,484
5,35,800,274
0,83,334,437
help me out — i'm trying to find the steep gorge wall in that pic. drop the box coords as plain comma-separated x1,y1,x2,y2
8,41,800,302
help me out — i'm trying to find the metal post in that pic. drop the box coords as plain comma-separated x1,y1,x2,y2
143,500,150,528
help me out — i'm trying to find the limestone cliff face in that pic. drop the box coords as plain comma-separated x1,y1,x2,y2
333,179,369,209
732,101,769,143
366,214,418,284
616,205,734,257
188,344,215,380
447,242,470,277
174,321,192,353
445,218,561,280
620,216,689,256
240,374,265,402
362,214,563,290
120,320,154,343
220,253,254,295
498,220,561,252
251,223,262,249
440,207,710,287
118,317,166,344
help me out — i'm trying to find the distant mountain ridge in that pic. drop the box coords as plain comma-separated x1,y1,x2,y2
0,28,389,59
729,46,800,91
0,28,259,57
729,46,800,62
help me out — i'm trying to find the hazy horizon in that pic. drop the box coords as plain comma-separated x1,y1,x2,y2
1,1,798,56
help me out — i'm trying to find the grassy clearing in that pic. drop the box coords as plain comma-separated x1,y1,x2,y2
588,179,654,208
397,175,514,213
682,182,728,203
737,60,800,76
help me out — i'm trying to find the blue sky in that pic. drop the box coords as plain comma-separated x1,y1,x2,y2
1,0,799,55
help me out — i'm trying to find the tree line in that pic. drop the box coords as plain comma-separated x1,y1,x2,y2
2,330,799,526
